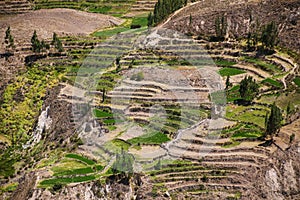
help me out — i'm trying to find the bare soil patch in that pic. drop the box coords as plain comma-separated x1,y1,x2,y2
0,8,124,47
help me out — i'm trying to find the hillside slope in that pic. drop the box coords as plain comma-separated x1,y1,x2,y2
163,0,300,52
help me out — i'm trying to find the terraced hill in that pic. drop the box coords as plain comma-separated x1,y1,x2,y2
129,0,157,14
0,0,300,199
0,0,31,14
32,0,137,15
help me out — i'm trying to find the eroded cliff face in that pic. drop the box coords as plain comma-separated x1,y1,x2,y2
15,174,146,200
163,0,300,52
10,144,299,200
242,144,300,200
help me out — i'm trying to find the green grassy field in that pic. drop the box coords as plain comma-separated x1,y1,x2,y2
219,67,245,76
261,78,283,88
93,109,113,118
40,175,96,186
93,14,148,39
242,56,281,73
214,59,237,67
226,85,241,102
65,153,96,165
226,105,269,128
53,167,94,176
39,153,105,187
127,132,170,145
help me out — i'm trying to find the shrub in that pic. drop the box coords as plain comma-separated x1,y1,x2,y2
130,72,144,81
130,24,141,29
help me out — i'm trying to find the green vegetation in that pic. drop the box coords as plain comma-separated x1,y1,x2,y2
94,15,148,39
4,26,15,50
210,90,227,104
103,118,117,125
242,56,281,73
131,14,149,27
0,151,16,178
39,153,104,187
222,123,264,139
215,59,237,67
261,78,282,88
222,140,241,148
33,0,135,15
148,12,154,27
226,85,240,102
65,153,96,165
225,75,232,89
40,175,96,187
219,67,245,77
130,72,144,81
94,26,130,38
293,76,300,87
0,65,59,145
128,132,170,145
265,103,282,137
93,109,113,118
213,14,227,41
53,167,94,176
31,30,49,53
51,32,64,52
232,131,262,139
96,70,121,91
152,0,187,25
112,149,134,174
261,21,278,49
0,182,18,194
112,139,131,151
239,76,259,102
226,105,269,128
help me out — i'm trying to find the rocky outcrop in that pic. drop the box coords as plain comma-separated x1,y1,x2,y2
164,0,300,53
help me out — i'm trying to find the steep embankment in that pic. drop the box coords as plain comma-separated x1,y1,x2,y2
163,0,300,52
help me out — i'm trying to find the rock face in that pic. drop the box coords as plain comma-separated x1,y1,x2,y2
243,144,300,200
23,174,144,200
163,0,300,52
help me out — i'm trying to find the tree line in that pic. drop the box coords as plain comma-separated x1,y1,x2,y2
3,27,64,53
148,0,187,26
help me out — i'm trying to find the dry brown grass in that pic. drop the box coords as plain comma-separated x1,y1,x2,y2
0,8,124,47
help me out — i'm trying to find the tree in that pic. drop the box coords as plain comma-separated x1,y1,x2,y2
102,88,105,103
153,0,186,25
147,12,153,27
128,59,134,69
239,76,259,102
260,21,278,49
112,148,134,175
5,26,11,41
4,26,15,50
286,102,292,115
225,75,231,90
246,19,260,51
116,56,120,66
154,159,161,170
214,15,227,41
31,30,41,53
51,32,58,45
40,40,50,52
51,32,64,52
31,31,50,53
265,103,282,136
